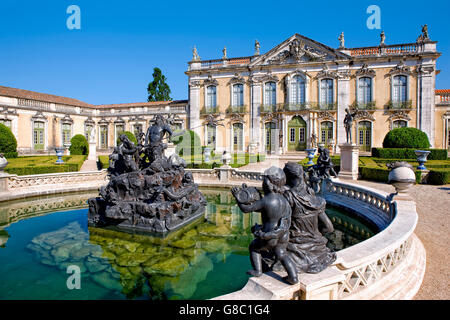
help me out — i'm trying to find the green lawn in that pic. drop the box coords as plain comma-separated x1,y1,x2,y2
5,155,87,176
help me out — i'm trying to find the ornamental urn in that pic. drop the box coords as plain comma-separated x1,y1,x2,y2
387,161,416,197
414,150,431,170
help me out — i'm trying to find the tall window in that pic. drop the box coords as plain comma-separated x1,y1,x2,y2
62,123,71,145
115,124,124,144
321,121,333,145
233,123,243,151
358,77,372,104
291,76,306,104
33,121,45,150
320,79,333,108
393,120,407,129
133,124,143,140
264,82,276,106
206,86,217,109
393,75,407,102
100,126,108,149
232,84,244,107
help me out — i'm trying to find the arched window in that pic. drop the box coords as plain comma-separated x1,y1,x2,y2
320,79,333,108
320,121,334,145
232,84,244,107
233,123,244,151
264,82,276,106
206,86,217,108
100,125,108,149
291,76,306,105
393,120,407,129
393,75,407,102
358,77,372,104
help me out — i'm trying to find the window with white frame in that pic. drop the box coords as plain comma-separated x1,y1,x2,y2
291,76,306,105
320,79,333,107
62,123,71,145
206,86,217,109
264,82,276,106
393,75,407,102
358,77,372,104
232,84,244,107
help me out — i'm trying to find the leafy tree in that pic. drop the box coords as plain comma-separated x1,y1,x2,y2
147,67,172,102
382,127,430,149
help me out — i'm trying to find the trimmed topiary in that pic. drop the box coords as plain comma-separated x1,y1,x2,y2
116,131,137,146
0,123,18,158
69,134,89,155
382,127,430,149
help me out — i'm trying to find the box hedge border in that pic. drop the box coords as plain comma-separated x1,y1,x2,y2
371,148,448,160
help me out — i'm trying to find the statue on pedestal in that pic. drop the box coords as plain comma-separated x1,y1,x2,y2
344,108,358,144
338,32,345,48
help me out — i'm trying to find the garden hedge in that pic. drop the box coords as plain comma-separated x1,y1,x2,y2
382,127,430,149
69,134,89,155
4,155,87,175
427,169,450,185
371,148,448,160
0,123,18,158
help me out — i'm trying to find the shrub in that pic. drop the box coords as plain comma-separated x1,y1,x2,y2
69,134,89,155
371,148,448,160
427,169,450,185
382,127,430,149
0,123,18,158
116,131,137,146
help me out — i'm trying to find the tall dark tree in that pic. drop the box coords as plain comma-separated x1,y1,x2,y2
147,67,172,102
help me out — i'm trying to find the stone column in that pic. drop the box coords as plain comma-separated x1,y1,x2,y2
338,143,359,180
417,63,436,147
250,81,262,153
336,73,350,153
188,80,202,137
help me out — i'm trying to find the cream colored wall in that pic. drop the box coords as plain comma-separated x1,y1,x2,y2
17,113,32,149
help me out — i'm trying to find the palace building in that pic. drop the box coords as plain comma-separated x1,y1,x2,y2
0,29,449,156
186,31,449,154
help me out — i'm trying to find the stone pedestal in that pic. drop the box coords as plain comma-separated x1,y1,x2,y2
0,173,10,193
338,144,359,180
88,142,97,161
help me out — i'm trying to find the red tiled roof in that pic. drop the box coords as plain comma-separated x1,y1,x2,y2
436,89,450,94
0,85,186,109
0,85,94,108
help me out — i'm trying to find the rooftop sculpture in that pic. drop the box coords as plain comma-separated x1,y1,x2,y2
88,115,206,234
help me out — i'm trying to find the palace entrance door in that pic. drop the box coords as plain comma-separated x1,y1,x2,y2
287,116,306,151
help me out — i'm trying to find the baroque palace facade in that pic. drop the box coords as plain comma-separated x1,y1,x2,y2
0,30,449,156
186,31,449,154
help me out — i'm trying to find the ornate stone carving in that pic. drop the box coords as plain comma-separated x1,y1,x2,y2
387,110,411,122
355,63,376,77
338,32,345,49
387,61,413,76
203,74,218,86
259,70,279,83
353,110,375,121
380,30,386,46
416,65,435,75
268,39,327,64
203,114,224,127
188,79,201,87
31,111,47,121
255,40,260,56
316,65,339,79
317,111,336,121
230,113,245,123
228,73,245,85
192,46,200,61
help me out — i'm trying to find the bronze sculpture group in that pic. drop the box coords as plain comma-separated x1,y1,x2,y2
232,161,337,285
88,115,206,234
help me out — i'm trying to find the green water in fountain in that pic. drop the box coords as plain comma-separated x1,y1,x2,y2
0,188,377,300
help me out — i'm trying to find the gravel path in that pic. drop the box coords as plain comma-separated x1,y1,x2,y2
352,180,450,300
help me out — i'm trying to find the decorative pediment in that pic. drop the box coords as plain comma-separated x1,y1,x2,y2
203,74,218,86
387,61,413,77
353,110,375,121
416,65,435,75
249,34,350,67
248,71,279,84
316,65,340,79
387,110,412,122
31,111,47,121
61,114,73,124
228,73,245,85
229,113,245,123
355,64,376,77
84,116,95,125
317,111,336,121
0,106,17,116
261,113,281,123
189,79,201,88
114,117,125,124
203,114,224,127
98,118,110,125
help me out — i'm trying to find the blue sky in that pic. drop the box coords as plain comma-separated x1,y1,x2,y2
0,0,449,105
